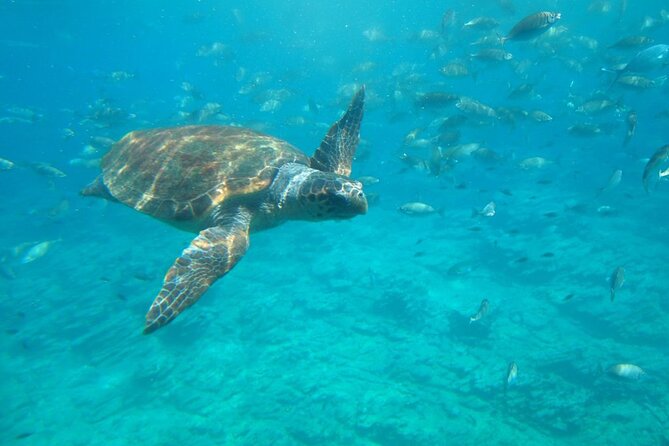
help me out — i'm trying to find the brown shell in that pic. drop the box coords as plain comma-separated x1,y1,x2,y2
101,125,309,221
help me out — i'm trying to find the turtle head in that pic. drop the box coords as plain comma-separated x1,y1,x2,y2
271,163,367,221
297,171,367,220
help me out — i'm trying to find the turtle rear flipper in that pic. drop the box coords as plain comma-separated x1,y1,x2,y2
143,210,251,334
310,85,365,177
80,175,117,202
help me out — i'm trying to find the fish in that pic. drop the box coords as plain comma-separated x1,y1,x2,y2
470,48,513,62
472,201,496,217
463,17,500,30
597,169,622,196
608,35,654,49
623,110,637,146
616,74,667,89
576,99,619,115
508,83,537,100
356,176,380,186
619,44,669,74
568,124,603,137
109,71,135,82
60,128,75,139
441,9,456,33
414,92,459,109
362,27,389,43
0,157,14,170
439,62,470,77
21,240,58,264
518,156,552,169
505,362,518,388
456,97,497,118
399,153,430,173
428,146,442,176
30,162,66,178
500,12,561,45
642,145,669,192
608,363,645,380
439,115,469,132
89,136,116,149
609,266,625,302
399,202,439,216
469,299,489,323
529,110,552,122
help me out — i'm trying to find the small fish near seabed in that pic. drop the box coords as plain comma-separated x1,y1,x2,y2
505,361,518,390
642,144,669,193
499,12,562,45
596,169,622,196
469,298,490,323
608,363,645,380
609,266,625,301
399,201,441,216
623,110,637,146
472,201,496,217
20,239,60,264
0,157,15,170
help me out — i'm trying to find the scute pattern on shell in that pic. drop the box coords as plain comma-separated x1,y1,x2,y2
102,126,309,220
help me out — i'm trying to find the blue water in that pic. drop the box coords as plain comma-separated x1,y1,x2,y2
2,0,669,444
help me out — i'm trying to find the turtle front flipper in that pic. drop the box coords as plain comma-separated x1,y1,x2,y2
143,210,251,334
310,85,365,177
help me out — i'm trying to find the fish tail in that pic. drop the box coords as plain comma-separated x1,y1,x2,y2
496,32,507,48
610,289,615,302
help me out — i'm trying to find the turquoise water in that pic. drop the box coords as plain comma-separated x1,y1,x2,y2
2,0,669,444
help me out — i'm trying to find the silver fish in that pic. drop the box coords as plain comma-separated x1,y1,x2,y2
30,162,66,178
642,145,669,192
608,363,645,380
501,12,561,44
456,97,497,118
20,240,58,264
506,362,518,388
616,74,667,89
399,202,438,216
608,35,654,49
609,266,625,302
470,48,513,62
529,110,552,122
463,17,500,30
623,110,637,146
469,299,489,323
0,157,14,170
472,201,496,217
597,169,622,196
621,44,669,74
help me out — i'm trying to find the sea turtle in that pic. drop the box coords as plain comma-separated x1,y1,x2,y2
82,87,367,333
